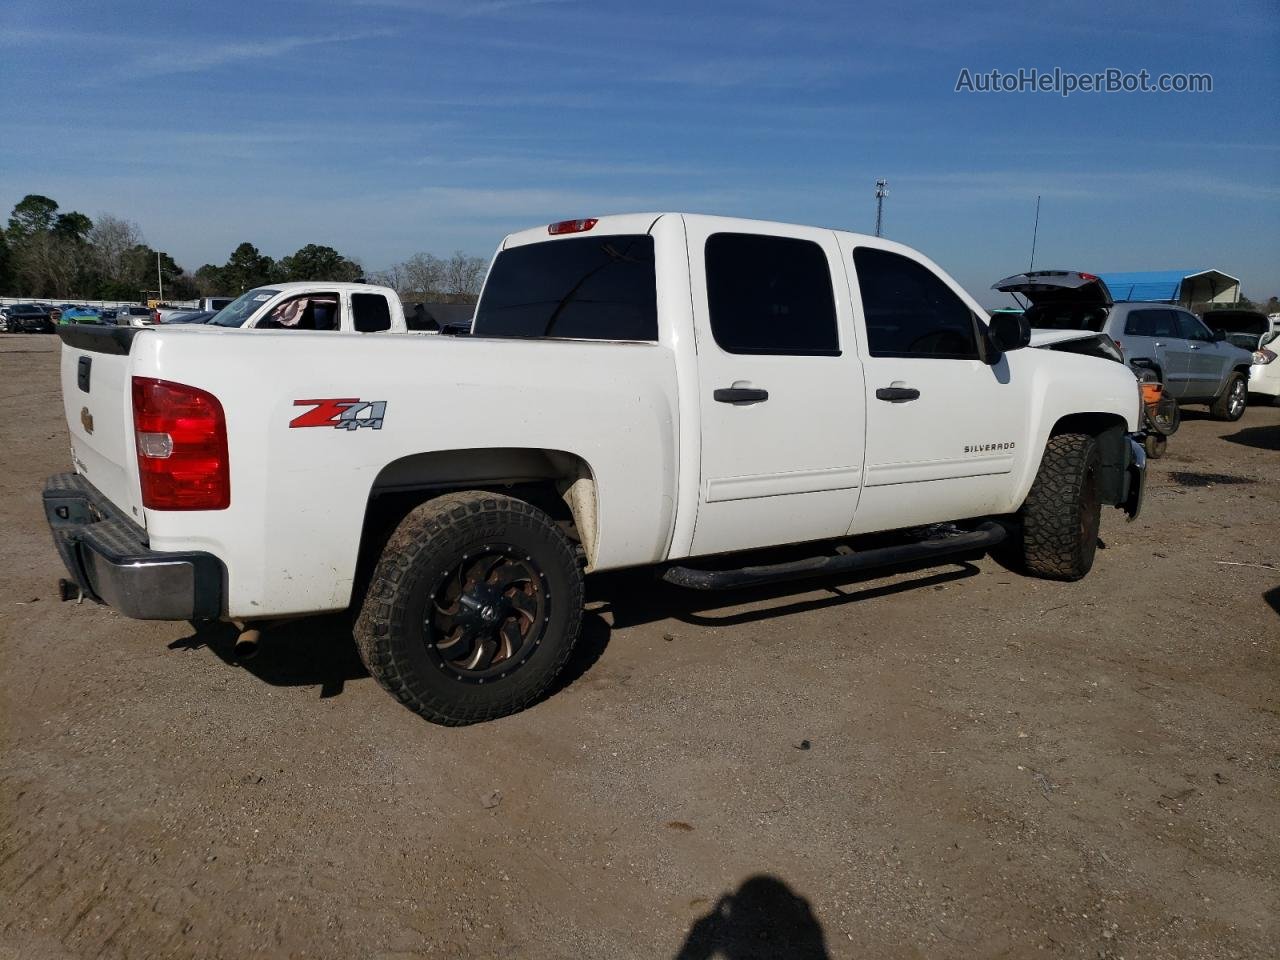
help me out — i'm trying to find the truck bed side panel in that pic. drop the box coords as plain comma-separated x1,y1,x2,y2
129,329,679,618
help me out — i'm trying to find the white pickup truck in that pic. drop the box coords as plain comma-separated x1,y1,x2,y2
44,213,1147,725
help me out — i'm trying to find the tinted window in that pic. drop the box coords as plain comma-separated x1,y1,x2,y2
704,233,838,355
473,234,657,340
352,293,392,333
1174,311,1213,342
1125,309,1180,338
853,248,979,358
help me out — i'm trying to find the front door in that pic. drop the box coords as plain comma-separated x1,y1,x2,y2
843,241,1027,532
685,220,866,557
1174,309,1232,398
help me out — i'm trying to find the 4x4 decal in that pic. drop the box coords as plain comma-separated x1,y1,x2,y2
290,399,387,431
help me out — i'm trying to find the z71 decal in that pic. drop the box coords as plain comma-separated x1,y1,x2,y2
290,399,388,431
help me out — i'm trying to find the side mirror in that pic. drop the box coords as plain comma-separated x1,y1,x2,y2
988,312,1031,355
1210,328,1226,342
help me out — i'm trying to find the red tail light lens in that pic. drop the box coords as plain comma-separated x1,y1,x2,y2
132,377,230,510
548,218,598,235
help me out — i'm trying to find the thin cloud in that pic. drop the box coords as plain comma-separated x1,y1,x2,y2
116,30,395,79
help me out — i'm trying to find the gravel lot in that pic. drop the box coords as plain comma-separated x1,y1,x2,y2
1,333,1277,959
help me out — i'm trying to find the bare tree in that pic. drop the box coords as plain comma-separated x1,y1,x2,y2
401,252,445,298
87,215,143,287
442,250,488,301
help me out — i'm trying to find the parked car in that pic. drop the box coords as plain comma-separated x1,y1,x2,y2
2,303,56,333
993,270,1254,421
58,307,104,325
1204,309,1280,405
46,213,1146,726
99,308,118,322
115,306,157,328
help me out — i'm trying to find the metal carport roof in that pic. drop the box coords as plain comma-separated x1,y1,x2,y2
1098,269,1240,303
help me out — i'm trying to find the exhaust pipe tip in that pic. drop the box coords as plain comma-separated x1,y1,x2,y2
233,627,261,661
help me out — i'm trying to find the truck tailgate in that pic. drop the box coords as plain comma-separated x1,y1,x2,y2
59,326,144,523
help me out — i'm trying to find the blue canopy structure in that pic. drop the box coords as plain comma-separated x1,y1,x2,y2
1098,269,1240,306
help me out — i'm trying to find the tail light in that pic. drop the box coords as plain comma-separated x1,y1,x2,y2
152,310,161,324
132,377,230,510
548,218,598,235
1253,347,1276,365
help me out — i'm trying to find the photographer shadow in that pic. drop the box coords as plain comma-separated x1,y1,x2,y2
675,875,830,960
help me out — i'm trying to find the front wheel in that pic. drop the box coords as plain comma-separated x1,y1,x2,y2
355,491,584,725
1019,432,1102,581
1209,373,1248,421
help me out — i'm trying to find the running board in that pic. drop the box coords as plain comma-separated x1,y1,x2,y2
660,521,1008,591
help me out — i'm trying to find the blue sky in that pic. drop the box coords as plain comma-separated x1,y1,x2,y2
2,0,1277,304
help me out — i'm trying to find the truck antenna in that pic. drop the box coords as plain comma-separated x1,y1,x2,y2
1029,194,1041,271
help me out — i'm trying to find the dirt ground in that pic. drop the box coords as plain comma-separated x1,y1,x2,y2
1,333,1276,960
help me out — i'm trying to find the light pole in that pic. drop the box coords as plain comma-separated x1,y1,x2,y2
156,251,164,302
874,179,888,237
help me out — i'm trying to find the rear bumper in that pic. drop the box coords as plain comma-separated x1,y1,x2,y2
43,473,223,620
1122,435,1147,521
1248,363,1280,397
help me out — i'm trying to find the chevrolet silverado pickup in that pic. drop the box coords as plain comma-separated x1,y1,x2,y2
44,213,1147,725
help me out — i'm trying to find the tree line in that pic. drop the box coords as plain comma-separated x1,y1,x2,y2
0,194,489,303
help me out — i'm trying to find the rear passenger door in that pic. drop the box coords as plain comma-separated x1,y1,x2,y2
1118,308,1189,396
685,222,866,557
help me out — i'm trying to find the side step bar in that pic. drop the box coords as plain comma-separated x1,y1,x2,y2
661,521,1008,591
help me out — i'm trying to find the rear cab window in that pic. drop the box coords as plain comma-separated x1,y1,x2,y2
472,234,657,340
704,233,839,355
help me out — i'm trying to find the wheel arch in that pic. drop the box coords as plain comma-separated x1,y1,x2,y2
357,447,599,577
1048,412,1130,506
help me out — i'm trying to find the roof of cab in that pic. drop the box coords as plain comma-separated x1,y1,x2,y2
501,212,905,250
250,281,394,294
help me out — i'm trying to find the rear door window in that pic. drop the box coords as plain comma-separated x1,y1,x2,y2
351,293,392,333
1125,309,1181,338
853,247,980,359
473,234,657,340
704,233,839,355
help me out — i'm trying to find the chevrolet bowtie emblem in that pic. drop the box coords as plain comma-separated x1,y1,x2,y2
80,406,94,434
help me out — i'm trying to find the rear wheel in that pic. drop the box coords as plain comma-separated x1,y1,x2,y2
1209,373,1248,421
355,491,584,725
1020,432,1102,581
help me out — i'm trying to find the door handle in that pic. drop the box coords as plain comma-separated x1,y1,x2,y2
714,387,769,404
1188,344,1200,350
875,386,920,403
1154,341,1165,347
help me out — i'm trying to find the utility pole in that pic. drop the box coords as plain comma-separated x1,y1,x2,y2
874,179,888,237
1029,195,1041,271
156,251,164,302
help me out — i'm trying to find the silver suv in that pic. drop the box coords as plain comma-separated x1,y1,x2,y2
994,271,1254,421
